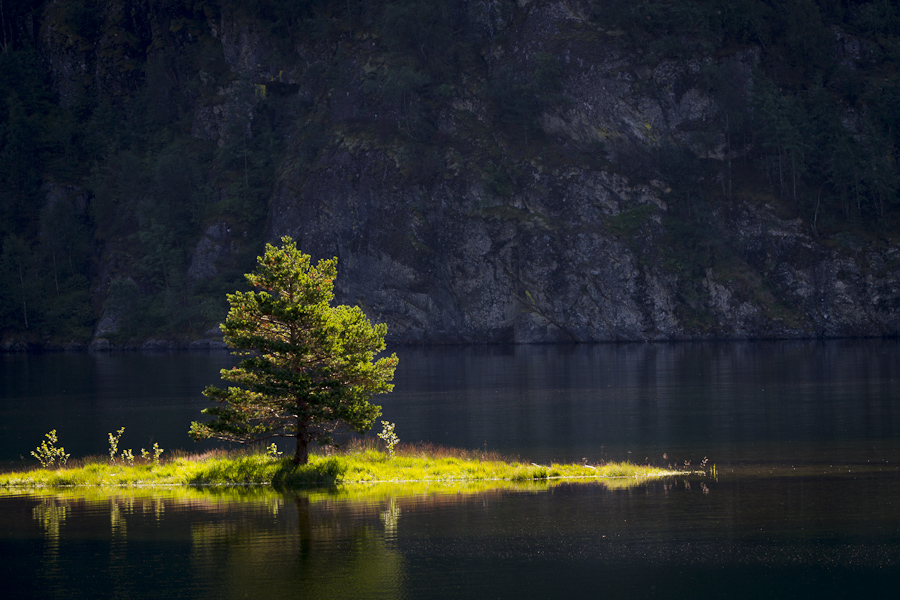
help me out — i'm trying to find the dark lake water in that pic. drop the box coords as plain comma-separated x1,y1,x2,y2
2,341,900,599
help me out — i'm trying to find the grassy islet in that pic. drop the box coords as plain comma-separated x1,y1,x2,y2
1,441,679,490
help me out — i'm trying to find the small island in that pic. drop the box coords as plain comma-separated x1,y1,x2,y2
0,442,681,489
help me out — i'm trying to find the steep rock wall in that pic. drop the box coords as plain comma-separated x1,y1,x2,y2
263,1,900,342
10,0,899,347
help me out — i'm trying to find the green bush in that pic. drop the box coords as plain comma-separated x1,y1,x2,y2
31,431,70,469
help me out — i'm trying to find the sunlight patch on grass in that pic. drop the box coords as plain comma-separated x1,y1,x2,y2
0,445,682,490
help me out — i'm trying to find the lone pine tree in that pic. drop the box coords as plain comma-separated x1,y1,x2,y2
189,237,397,464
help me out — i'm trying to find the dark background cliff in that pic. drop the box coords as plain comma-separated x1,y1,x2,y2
1,0,899,348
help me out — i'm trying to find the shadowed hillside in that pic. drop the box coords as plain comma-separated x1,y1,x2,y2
1,0,899,348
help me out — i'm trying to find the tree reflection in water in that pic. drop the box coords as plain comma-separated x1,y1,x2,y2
4,471,900,599
6,482,568,600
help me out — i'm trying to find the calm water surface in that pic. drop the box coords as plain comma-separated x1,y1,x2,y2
2,341,899,599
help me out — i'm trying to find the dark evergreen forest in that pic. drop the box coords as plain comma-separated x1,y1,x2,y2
1,0,899,347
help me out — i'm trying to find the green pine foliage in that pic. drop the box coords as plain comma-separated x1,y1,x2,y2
190,237,398,464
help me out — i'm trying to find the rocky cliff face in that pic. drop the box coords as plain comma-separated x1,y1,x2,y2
268,144,900,343
12,0,900,347
260,1,900,342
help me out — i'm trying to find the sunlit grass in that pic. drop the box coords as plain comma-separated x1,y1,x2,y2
0,442,681,490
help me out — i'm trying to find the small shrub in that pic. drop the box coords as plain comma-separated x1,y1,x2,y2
108,427,125,462
266,443,282,459
140,443,164,465
152,443,164,465
377,421,400,458
30,430,70,468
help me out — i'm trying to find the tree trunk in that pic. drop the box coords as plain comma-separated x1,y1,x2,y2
1,0,8,54
813,188,822,234
52,252,60,296
725,113,732,201
346,0,352,37
294,419,310,464
18,261,28,329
